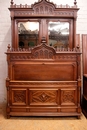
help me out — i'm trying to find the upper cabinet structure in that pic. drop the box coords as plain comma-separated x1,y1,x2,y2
9,0,79,49
6,0,81,118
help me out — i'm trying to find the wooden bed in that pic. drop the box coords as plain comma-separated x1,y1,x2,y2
6,0,81,118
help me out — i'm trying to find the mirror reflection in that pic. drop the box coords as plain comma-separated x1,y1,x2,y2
18,21,39,48
48,21,69,48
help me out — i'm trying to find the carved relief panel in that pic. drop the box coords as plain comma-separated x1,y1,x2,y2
29,90,58,105
11,89,28,105
60,88,77,106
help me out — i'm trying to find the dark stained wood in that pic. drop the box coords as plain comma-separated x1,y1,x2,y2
6,0,81,118
82,35,87,73
83,75,87,118
82,35,87,118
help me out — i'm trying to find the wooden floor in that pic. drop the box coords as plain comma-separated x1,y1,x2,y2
0,103,87,130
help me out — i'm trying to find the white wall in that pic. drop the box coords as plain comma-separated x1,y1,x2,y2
0,0,87,104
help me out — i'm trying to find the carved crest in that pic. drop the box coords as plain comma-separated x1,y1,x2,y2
32,0,56,14
31,43,55,59
10,0,78,17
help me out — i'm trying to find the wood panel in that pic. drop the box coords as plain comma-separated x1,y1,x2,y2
82,35,87,118
29,89,58,105
12,62,77,81
11,88,28,105
82,34,87,74
82,75,87,118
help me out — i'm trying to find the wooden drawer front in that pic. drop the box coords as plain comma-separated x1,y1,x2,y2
11,88,28,105
29,89,58,106
60,88,77,106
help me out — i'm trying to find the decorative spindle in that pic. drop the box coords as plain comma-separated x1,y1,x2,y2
74,0,77,6
7,44,11,52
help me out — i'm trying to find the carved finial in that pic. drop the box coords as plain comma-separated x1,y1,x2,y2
74,0,77,6
7,44,11,51
76,44,80,49
11,0,14,5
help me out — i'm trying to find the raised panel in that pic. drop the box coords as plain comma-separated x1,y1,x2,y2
12,62,77,81
60,88,77,106
29,89,58,105
11,89,28,105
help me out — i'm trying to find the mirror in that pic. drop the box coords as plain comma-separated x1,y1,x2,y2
18,21,39,48
48,21,69,48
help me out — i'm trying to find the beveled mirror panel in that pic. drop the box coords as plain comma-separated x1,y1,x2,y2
48,21,69,48
18,21,39,48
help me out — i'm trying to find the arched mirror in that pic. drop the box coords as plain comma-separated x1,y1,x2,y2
18,21,39,48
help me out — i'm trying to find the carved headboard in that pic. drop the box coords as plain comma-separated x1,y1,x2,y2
6,43,81,81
